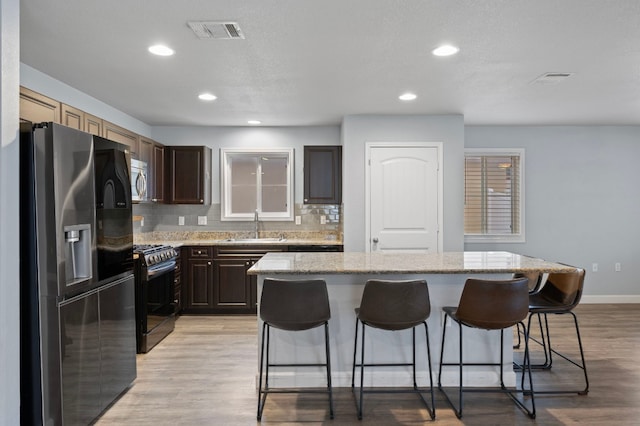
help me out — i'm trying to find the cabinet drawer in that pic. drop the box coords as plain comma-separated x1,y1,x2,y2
188,246,213,258
214,245,285,258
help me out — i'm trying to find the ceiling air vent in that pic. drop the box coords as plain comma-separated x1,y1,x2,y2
530,72,575,85
187,21,245,40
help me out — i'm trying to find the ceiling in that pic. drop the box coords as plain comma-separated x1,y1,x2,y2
20,0,640,127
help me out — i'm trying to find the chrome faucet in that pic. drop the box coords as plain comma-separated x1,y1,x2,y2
254,209,259,239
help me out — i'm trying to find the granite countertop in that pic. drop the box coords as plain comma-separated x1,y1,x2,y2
247,251,577,275
133,231,343,248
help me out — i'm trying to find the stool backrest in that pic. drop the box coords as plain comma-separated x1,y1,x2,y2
260,278,330,331
537,268,585,309
513,271,543,293
358,279,431,331
455,278,529,330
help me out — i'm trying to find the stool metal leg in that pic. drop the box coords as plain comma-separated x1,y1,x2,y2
257,322,269,420
354,320,435,420
324,322,335,419
351,316,359,388
439,314,536,419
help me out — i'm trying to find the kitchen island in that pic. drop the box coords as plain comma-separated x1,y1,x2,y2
247,251,575,388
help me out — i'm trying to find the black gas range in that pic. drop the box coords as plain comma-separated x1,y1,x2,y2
133,244,178,353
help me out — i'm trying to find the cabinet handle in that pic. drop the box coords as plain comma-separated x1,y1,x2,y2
200,199,203,203
304,198,308,202
246,261,250,266
207,261,212,265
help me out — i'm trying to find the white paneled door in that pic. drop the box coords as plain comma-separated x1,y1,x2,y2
366,143,442,253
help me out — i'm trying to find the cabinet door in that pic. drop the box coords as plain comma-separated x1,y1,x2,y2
153,143,165,203
20,87,60,124
167,146,211,204
61,104,84,130
185,258,214,311
84,113,103,136
213,258,253,312
304,145,342,204
103,121,139,159
139,137,154,199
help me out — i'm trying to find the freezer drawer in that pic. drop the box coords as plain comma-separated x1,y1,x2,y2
59,291,101,425
99,275,137,410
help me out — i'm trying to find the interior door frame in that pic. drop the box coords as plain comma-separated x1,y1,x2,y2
365,142,444,253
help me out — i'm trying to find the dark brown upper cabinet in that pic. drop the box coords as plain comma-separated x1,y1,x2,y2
152,143,166,203
167,146,212,204
139,137,166,203
303,145,342,204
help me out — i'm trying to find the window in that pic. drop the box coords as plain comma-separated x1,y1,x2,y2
464,149,524,242
221,148,294,221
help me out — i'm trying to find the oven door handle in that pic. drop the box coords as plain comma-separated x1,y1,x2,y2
147,260,176,278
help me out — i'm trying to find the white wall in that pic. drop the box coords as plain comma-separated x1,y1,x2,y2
1,0,21,423
466,125,640,301
341,114,465,251
152,125,341,204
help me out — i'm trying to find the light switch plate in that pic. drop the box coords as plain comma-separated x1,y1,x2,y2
198,216,207,225
295,216,301,225
178,216,185,226
320,215,327,225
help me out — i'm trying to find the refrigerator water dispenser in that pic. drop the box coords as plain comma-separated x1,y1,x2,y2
64,224,92,285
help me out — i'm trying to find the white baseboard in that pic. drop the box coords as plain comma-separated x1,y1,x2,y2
580,295,640,304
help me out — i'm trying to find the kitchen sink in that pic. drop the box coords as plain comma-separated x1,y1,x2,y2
223,238,287,243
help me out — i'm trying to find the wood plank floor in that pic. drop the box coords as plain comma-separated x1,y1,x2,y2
95,304,640,425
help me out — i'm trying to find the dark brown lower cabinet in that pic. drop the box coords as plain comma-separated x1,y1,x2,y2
183,247,215,313
174,248,182,314
213,245,286,314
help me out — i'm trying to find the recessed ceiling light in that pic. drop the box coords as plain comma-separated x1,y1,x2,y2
399,93,417,101
247,120,261,125
148,44,175,56
432,44,459,57
198,93,217,101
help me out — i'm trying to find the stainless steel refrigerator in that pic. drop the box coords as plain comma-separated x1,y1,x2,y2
20,122,137,425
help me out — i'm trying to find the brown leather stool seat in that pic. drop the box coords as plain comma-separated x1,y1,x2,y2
351,279,435,420
523,267,589,395
438,277,535,419
257,278,333,421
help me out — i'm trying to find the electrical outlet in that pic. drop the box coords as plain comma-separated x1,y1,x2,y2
320,215,327,225
140,218,144,227
178,216,185,226
295,216,301,225
592,263,598,272
197,216,207,225
615,262,621,272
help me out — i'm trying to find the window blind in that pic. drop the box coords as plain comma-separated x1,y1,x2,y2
464,154,521,235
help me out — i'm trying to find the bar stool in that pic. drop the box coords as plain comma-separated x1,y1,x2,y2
522,267,589,395
438,277,535,419
351,279,435,420
257,278,333,421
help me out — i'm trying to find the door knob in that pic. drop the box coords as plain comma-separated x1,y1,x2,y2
372,237,379,243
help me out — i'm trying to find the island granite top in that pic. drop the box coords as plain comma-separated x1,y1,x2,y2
247,251,577,275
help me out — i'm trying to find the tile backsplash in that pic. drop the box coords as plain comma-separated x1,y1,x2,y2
133,203,342,239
